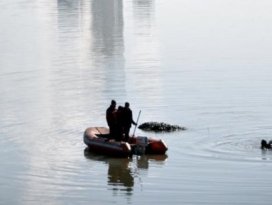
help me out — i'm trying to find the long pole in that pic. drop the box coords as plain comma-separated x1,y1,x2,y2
132,110,141,137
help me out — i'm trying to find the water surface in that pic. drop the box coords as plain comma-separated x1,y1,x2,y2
1,0,272,204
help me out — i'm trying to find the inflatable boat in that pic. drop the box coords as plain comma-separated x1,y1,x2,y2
83,127,168,157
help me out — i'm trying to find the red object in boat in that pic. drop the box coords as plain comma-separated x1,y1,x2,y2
83,127,168,157
128,136,168,155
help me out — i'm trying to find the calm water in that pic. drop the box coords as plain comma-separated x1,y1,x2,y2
1,0,272,204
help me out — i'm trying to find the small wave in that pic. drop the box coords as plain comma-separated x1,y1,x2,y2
178,131,272,163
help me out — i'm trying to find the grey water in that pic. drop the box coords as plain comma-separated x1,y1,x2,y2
1,0,272,204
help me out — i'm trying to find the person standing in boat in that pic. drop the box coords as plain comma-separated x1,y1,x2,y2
123,102,137,141
115,106,125,141
106,100,117,138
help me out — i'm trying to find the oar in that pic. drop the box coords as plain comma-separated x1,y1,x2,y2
132,110,141,137
95,127,102,135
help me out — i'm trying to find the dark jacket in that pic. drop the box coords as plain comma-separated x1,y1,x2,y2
106,105,116,127
123,107,136,128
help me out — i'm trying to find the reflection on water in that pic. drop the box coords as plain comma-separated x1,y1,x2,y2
2,0,272,204
125,0,164,114
91,0,126,98
261,149,272,161
133,0,154,20
57,0,81,31
84,148,134,195
84,148,167,195
107,158,134,194
137,154,168,169
55,0,126,119
91,0,124,57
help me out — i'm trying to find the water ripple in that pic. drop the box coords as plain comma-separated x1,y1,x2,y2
178,130,272,163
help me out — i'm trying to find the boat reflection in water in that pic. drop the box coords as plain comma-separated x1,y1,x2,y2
84,148,167,194
136,154,168,170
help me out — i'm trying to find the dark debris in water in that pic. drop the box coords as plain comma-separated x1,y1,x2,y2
138,122,186,132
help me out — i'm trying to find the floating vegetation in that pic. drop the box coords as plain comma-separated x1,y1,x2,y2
138,122,186,132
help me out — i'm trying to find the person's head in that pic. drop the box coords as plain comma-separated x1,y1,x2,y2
125,102,130,108
111,100,116,107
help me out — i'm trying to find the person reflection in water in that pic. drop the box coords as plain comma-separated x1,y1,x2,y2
84,147,167,195
83,148,134,194
115,106,125,141
123,102,137,141
106,100,117,139
108,159,134,193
